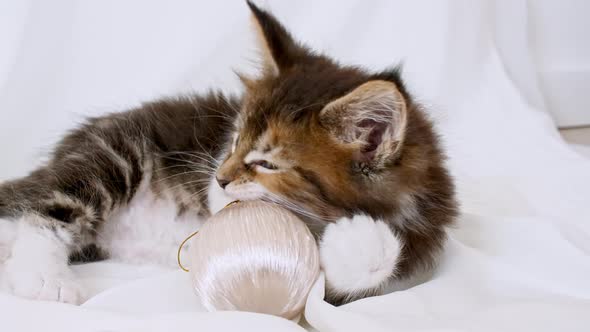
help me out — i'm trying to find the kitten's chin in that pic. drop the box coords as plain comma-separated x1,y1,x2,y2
207,178,234,214
224,182,267,202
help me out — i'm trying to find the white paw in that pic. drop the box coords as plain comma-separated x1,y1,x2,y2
2,257,83,304
320,215,402,295
1,215,83,304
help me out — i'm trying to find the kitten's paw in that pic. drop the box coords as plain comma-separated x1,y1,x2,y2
320,215,402,301
2,258,83,304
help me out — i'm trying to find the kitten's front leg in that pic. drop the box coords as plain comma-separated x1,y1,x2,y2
319,215,402,305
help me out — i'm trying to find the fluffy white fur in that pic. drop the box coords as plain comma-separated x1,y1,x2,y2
207,176,235,214
1,216,81,303
320,215,402,295
97,170,227,267
223,182,267,202
98,173,206,266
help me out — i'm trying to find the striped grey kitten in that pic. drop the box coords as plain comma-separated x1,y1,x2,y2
0,2,456,306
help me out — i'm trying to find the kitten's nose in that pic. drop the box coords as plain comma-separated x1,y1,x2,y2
216,177,231,189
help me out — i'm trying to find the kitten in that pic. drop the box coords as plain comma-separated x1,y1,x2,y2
0,1,457,305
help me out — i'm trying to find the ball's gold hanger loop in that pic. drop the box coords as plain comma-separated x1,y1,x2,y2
177,200,241,272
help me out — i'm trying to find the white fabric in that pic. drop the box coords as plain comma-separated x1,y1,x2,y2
1,0,589,331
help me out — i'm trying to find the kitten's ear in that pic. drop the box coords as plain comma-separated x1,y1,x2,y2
246,0,306,74
320,80,408,163
233,69,256,91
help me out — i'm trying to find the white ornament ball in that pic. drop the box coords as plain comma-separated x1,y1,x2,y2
189,200,319,320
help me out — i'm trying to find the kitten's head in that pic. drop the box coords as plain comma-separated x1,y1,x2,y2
216,2,444,224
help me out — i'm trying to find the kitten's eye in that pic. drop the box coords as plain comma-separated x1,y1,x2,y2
249,160,278,170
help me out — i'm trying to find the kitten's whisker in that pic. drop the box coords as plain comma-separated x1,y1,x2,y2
153,169,216,185
264,192,333,222
187,186,211,201
153,161,209,173
162,178,213,193
178,151,221,167
157,154,219,171
154,164,191,172
159,150,220,165
163,154,218,170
